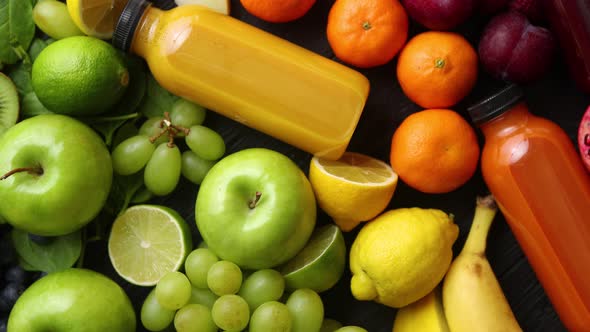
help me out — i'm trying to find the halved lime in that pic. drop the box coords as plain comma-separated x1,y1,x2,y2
280,224,346,293
108,205,193,286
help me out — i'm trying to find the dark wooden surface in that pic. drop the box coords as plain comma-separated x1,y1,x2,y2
87,1,590,331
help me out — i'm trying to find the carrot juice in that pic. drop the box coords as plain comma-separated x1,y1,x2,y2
113,0,370,160
469,85,590,331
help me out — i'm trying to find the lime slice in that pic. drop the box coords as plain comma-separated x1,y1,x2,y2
108,205,193,286
67,0,127,39
280,224,346,293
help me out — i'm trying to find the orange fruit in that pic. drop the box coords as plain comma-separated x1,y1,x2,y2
389,109,480,194
396,31,478,109
240,0,316,23
327,0,409,68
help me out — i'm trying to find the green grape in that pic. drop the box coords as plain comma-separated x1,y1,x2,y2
111,135,155,175
174,303,217,332
189,286,219,309
33,0,84,40
185,125,226,160
112,121,139,149
170,99,206,131
155,271,192,310
181,151,216,185
184,248,219,289
211,295,250,332
334,327,368,332
321,318,343,332
238,269,285,312
249,301,292,332
286,289,324,332
141,288,176,332
144,143,182,196
197,241,208,249
139,117,168,145
207,260,242,296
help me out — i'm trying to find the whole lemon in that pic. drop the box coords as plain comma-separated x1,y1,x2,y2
32,36,129,115
349,208,458,308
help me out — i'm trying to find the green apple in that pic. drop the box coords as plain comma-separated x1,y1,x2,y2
7,268,136,332
195,148,316,269
0,114,112,236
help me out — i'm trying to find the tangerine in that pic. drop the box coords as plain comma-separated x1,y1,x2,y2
240,0,316,23
389,109,480,194
327,0,409,68
396,31,478,108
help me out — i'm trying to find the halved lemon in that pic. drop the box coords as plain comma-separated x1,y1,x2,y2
309,152,398,232
67,0,127,39
108,205,193,286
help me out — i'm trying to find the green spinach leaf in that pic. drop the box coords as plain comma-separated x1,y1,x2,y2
0,0,36,64
139,74,179,118
28,38,54,62
82,113,140,147
7,56,52,118
12,229,82,273
105,172,145,217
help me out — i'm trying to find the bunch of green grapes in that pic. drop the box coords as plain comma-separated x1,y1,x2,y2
111,100,226,196
139,246,365,332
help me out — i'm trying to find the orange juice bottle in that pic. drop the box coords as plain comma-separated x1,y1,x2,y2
113,0,370,160
468,84,590,332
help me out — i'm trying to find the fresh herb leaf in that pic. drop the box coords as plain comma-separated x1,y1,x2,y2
139,74,179,118
12,229,82,273
0,0,36,64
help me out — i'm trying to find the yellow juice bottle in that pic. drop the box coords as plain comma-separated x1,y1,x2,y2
113,0,370,159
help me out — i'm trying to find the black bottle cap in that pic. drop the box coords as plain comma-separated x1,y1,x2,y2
113,0,152,52
468,84,525,125
152,0,177,9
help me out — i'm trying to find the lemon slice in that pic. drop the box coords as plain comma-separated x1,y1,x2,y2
67,0,127,39
280,224,346,293
309,152,398,231
108,205,193,286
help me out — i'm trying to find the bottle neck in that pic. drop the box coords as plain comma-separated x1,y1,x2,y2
480,102,531,138
130,6,163,58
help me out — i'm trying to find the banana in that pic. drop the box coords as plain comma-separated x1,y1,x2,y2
442,195,522,332
393,288,450,332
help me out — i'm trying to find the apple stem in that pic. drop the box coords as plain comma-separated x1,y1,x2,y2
249,192,262,209
0,166,43,180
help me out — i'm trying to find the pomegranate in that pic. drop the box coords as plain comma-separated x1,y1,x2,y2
578,106,590,172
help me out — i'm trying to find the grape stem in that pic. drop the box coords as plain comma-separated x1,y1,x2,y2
0,166,44,180
249,192,262,209
149,111,191,147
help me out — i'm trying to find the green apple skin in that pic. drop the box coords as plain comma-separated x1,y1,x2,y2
195,148,316,270
0,114,112,236
7,268,136,332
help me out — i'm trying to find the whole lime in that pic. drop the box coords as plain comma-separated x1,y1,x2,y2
32,36,129,115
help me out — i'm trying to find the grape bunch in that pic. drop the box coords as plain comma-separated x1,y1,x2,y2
111,100,226,196
139,246,366,332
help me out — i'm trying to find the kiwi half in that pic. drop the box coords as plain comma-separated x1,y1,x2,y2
0,73,19,136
